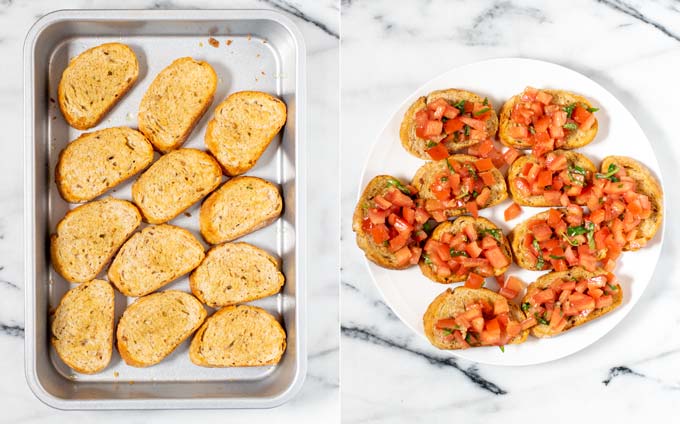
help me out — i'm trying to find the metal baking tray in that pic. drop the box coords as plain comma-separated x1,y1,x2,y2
24,9,306,409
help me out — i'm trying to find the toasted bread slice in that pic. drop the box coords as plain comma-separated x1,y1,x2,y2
199,176,282,244
51,198,141,283
423,287,529,350
205,91,287,176
523,267,623,338
411,154,507,217
499,89,598,150
132,148,222,224
190,242,284,308
507,150,596,207
108,224,205,297
400,89,498,159
116,291,206,367
58,43,139,130
600,156,663,250
189,305,286,367
138,57,217,152
420,216,512,283
51,279,114,374
55,127,154,203
352,175,419,269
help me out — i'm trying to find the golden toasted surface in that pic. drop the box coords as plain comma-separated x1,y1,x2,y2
116,291,206,367
138,57,217,152
189,305,286,367
58,43,139,130
56,127,154,203
51,279,114,374
499,89,598,150
423,287,528,350
523,267,623,338
190,242,284,308
199,176,282,244
51,198,141,283
108,224,205,297
132,148,222,224
400,89,498,159
419,216,512,283
205,91,287,176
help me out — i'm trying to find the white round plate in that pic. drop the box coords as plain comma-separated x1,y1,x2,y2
359,58,665,366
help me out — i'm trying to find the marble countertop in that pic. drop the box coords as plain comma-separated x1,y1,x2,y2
341,0,680,422
0,0,338,421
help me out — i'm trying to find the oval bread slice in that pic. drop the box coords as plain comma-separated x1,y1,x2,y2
205,91,287,176
56,127,154,203
51,198,141,283
423,287,528,350
190,242,284,307
523,267,623,338
108,224,205,297
51,279,114,374
499,89,598,150
199,176,282,244
58,43,139,130
132,148,222,224
600,156,663,250
116,291,206,367
138,57,217,152
189,305,286,367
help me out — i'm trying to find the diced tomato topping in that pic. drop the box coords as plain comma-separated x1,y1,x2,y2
426,143,450,160
474,158,494,172
465,272,485,289
503,147,522,165
504,276,524,293
484,246,510,269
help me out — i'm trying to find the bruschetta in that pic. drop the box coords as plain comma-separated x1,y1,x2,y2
520,267,623,337
423,287,529,350
420,217,512,284
400,89,499,160
508,150,596,207
575,156,662,251
353,175,430,269
499,87,598,156
411,154,507,221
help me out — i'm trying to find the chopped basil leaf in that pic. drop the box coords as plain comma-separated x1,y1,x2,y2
471,190,479,198
563,103,576,117
608,284,618,291
499,345,505,353
386,178,411,195
464,124,470,136
464,163,478,179
383,240,389,247
423,254,433,266
453,100,466,113
453,131,460,143
483,97,489,106
465,333,473,344
450,249,469,257
521,302,531,313
441,117,449,122
442,328,453,336
529,125,536,135
441,176,449,182
427,141,438,149
549,254,565,260
563,122,578,131
569,164,587,175
532,239,545,269
446,158,456,173
455,188,470,199
423,219,437,234
567,170,585,186
567,225,588,237
479,228,502,242
562,233,580,246
596,163,620,181
587,107,599,113
534,312,549,325
585,222,596,250
474,107,491,117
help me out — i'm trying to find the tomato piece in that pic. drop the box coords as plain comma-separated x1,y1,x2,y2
435,318,458,329
443,105,460,120
530,221,553,242
370,224,390,244
475,187,491,207
536,90,553,105
509,125,528,139
394,247,413,266
435,242,452,262
444,118,465,134
471,316,485,333
465,201,479,218
402,207,415,225
543,190,562,205
520,316,537,330
459,116,486,131
505,276,524,293
504,202,522,221
514,177,532,198
503,147,521,165
537,170,553,188
549,306,564,330
548,124,564,139
479,171,496,186
466,241,483,258
498,287,518,300
426,143,450,161
570,293,596,312
572,106,592,124
551,110,567,127
386,189,414,207
522,87,539,101
392,216,413,234
595,295,613,309
474,158,494,172
484,246,510,270
389,232,409,252
494,298,510,315
465,272,485,289
423,120,443,137
533,288,555,305
481,236,497,250
464,223,478,241
579,252,597,272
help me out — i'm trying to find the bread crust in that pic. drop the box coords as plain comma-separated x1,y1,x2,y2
411,154,508,217
600,156,663,250
522,267,623,338
499,89,598,150
58,42,139,130
507,150,596,207
419,216,512,283
423,287,529,350
399,89,498,159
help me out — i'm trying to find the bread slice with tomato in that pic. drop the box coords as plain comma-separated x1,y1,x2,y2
400,89,499,160
598,156,663,251
521,267,623,338
411,154,507,220
353,175,428,269
420,216,512,284
499,88,598,155
508,150,596,207
423,286,529,350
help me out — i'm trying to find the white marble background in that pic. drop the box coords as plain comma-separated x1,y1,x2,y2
0,0,338,422
341,0,680,422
